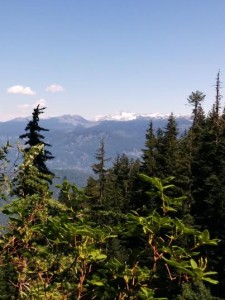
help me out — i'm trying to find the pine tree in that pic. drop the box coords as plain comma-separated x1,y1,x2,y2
187,91,205,153
91,138,109,204
187,90,205,127
106,154,141,214
209,71,223,142
161,113,179,176
190,74,225,298
141,121,157,176
154,127,164,175
20,105,54,182
153,113,179,179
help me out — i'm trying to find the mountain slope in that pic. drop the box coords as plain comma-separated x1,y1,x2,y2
0,114,192,186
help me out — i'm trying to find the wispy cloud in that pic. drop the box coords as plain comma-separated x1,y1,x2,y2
18,104,31,109
35,99,47,107
7,85,36,95
17,99,47,111
46,84,64,93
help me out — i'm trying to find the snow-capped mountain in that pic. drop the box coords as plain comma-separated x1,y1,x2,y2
6,112,191,125
95,112,191,121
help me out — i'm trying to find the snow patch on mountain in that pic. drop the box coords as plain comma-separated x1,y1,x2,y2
95,112,191,121
95,112,137,121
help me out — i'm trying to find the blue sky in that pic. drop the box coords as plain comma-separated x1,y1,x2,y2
0,0,225,121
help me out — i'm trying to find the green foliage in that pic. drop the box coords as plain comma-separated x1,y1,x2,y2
13,144,52,197
1,143,218,299
189,75,225,298
140,114,192,220
175,282,223,300
0,142,12,201
125,175,218,298
1,82,225,299
0,157,114,299
57,178,88,213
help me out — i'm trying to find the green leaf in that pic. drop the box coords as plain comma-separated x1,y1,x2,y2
163,206,177,212
190,259,198,269
163,184,175,190
90,280,104,286
203,277,219,284
139,174,163,192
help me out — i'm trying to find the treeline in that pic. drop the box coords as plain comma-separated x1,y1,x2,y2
0,73,225,299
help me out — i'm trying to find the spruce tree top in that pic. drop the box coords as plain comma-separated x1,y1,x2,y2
20,105,49,147
20,105,54,177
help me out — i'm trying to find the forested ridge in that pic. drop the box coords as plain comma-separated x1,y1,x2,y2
1,74,225,299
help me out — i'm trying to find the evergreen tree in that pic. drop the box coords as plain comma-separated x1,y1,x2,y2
214,71,222,119
141,114,193,222
209,71,223,142
141,120,157,176
190,74,225,298
147,115,180,180
89,138,109,204
147,114,182,188
140,115,181,212
187,90,205,127
187,91,206,154
19,105,54,182
105,154,141,216
160,113,179,177
153,127,164,178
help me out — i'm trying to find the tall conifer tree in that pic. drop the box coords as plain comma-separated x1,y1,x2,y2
19,105,54,182
91,138,109,203
187,90,205,127
190,73,225,297
141,121,157,176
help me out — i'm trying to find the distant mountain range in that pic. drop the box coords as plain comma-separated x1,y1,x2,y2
95,112,191,121
0,113,192,186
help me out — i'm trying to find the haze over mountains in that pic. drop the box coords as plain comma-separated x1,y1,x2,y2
0,113,192,186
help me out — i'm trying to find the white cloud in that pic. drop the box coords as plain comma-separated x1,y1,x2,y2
46,84,64,93
17,99,47,110
7,85,36,95
35,99,47,108
18,104,31,109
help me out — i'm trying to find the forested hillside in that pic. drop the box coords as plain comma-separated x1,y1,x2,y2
1,74,225,299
